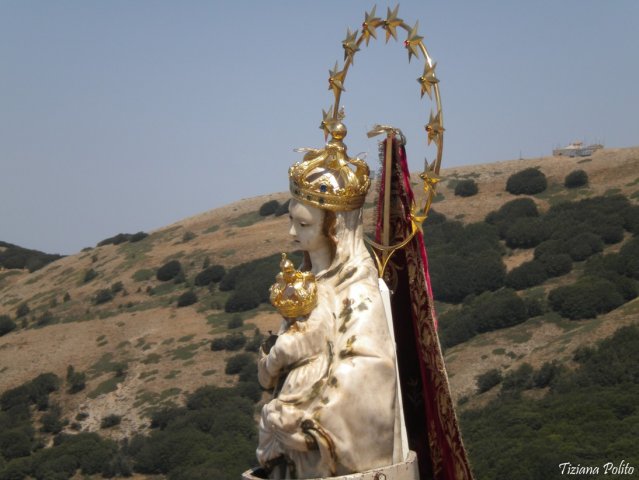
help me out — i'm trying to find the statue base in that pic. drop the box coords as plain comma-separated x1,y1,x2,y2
242,451,418,480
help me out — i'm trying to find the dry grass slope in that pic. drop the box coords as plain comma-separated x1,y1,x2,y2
1,145,638,442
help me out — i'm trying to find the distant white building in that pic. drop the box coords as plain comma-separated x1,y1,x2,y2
553,141,603,157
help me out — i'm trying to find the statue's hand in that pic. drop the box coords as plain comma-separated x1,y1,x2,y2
262,331,279,354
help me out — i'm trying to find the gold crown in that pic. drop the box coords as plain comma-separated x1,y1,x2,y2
270,253,318,318
289,122,371,211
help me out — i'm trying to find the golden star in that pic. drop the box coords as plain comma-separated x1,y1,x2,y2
362,6,382,46
404,21,423,62
342,28,360,63
383,5,403,43
419,169,441,192
425,110,444,146
328,61,346,96
319,107,334,140
417,62,439,99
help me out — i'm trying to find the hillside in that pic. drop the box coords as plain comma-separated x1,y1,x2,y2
1,146,638,478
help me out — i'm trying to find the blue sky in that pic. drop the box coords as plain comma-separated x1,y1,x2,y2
1,1,637,255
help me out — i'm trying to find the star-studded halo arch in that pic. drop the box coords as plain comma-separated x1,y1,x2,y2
320,4,444,176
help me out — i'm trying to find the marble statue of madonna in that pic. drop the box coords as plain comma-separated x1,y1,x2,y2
255,125,402,479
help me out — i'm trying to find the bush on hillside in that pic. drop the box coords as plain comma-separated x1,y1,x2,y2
0,241,63,272
548,277,625,319
83,268,98,283
566,232,603,261
100,414,122,429
564,169,588,188
224,353,255,375
194,265,226,286
476,369,503,393
15,302,30,318
129,231,149,243
258,200,280,216
275,199,291,217
439,289,528,348
211,332,247,352
622,205,639,234
0,315,17,336
532,361,563,388
225,289,260,313
454,179,478,197
177,291,198,307
506,168,547,195
94,289,114,305
538,253,573,278
505,260,548,290
156,260,182,282
534,239,567,259
619,236,639,279
423,209,447,227
504,218,549,249
485,198,540,238
502,363,534,392
429,252,506,303
227,315,244,329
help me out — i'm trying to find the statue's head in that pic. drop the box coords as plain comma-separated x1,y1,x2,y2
289,122,370,212
288,122,372,272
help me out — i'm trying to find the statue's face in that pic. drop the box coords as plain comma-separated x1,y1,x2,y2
288,200,329,253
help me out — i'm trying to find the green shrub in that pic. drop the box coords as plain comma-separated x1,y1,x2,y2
94,289,114,305
83,268,98,283
274,199,291,217
429,252,506,303
505,168,547,195
532,361,563,388
422,209,447,227
66,366,86,394
156,260,182,282
110,281,124,294
244,329,264,353
504,218,548,249
439,289,528,348
227,315,244,329
622,204,639,234
177,291,198,307
505,260,548,290
15,303,30,318
35,311,56,327
548,277,625,319
485,198,539,237
502,363,534,391
0,430,32,460
619,237,639,279
534,239,566,259
129,231,149,243
225,353,254,375
567,232,603,261
98,233,132,247
224,289,260,313
41,406,63,434
211,332,247,352
0,241,63,272
564,169,588,188
454,179,478,197
0,315,17,336
538,253,572,277
258,200,280,216
194,265,226,286
100,414,122,429
476,369,502,393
